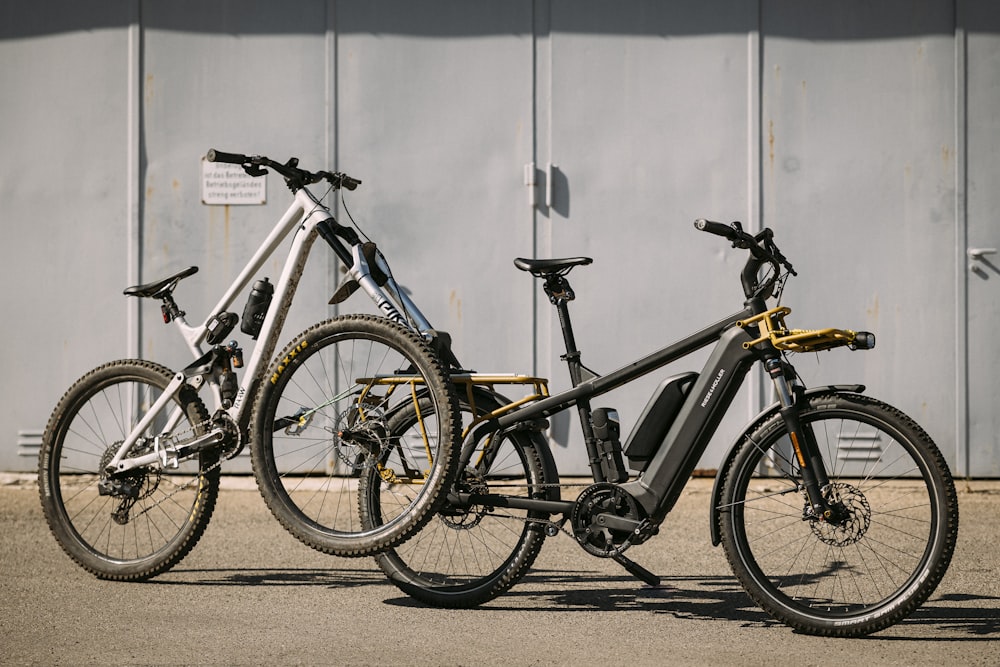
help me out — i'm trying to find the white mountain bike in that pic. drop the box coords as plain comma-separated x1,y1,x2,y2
38,150,462,580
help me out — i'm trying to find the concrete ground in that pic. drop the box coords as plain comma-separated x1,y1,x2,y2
1,474,998,666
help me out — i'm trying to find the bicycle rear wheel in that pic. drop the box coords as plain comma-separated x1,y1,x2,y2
366,390,550,607
250,315,461,556
38,360,219,580
718,392,958,637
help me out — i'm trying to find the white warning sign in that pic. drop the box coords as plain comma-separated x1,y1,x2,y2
201,159,266,205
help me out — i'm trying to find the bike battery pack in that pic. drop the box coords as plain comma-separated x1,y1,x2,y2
623,372,699,471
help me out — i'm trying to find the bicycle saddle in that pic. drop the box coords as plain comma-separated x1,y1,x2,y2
124,266,199,298
513,257,592,277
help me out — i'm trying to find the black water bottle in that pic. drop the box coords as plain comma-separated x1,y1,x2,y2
241,277,273,339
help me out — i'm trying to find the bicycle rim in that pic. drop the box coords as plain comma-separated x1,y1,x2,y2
252,315,460,556
38,360,219,580
720,395,958,636
371,414,548,607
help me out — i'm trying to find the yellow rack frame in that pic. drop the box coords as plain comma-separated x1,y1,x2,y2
358,373,549,440
350,374,550,484
738,306,863,353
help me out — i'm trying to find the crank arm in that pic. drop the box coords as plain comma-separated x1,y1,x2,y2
592,512,644,533
612,553,661,587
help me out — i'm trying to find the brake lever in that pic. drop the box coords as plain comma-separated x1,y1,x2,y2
319,171,362,191
726,221,756,251
764,238,797,276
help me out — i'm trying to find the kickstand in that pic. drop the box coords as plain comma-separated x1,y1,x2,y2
613,552,661,587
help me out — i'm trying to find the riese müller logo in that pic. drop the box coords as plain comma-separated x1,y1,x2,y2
701,368,726,408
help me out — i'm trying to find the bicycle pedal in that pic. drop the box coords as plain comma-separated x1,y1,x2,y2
612,553,661,587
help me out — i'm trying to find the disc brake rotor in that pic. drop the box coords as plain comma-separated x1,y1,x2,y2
438,468,489,529
809,482,872,547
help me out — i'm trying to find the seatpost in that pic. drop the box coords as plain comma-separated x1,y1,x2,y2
543,273,607,481
543,274,584,386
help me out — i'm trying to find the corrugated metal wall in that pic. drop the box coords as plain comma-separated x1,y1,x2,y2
2,0,997,476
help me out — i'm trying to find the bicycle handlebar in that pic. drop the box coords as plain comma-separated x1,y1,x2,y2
694,219,796,274
694,218,797,299
206,149,362,191
205,149,246,165
693,218,737,239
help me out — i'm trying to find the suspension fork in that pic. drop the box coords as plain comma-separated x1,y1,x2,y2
764,357,840,521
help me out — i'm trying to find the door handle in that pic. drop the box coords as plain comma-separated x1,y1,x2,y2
969,248,997,276
524,162,537,208
968,248,997,260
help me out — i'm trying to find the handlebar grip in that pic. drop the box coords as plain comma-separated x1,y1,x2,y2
206,149,247,164
341,175,362,191
694,218,736,239
851,331,876,350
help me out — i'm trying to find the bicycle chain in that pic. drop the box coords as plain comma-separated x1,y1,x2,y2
118,417,229,520
458,481,653,554
454,480,580,540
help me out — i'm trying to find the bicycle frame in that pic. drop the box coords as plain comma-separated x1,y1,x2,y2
455,284,880,573
457,305,760,521
106,185,436,476
453,225,874,535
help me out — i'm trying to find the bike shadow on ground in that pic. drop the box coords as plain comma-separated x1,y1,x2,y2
385,570,1000,640
146,566,387,589
143,565,1000,640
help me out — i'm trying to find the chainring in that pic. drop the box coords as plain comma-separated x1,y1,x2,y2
213,411,243,459
571,483,644,557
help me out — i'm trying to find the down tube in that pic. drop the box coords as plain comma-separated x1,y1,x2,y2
621,325,756,520
231,217,323,416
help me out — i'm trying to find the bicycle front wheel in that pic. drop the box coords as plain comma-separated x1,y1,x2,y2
250,315,461,557
38,360,220,580
718,392,958,637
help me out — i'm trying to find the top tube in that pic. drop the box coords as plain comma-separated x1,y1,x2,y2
492,306,754,431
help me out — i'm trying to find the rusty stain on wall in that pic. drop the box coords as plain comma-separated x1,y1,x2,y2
867,293,880,329
449,289,462,322
768,119,775,171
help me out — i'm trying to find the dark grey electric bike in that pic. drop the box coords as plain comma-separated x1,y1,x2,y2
364,219,959,638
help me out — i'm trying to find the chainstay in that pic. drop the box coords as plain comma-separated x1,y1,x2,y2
458,481,658,552
121,418,225,520
455,480,581,539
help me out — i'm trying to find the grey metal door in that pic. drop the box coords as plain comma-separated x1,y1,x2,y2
964,14,1000,476
540,1,756,474
335,1,536,377
761,2,959,475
